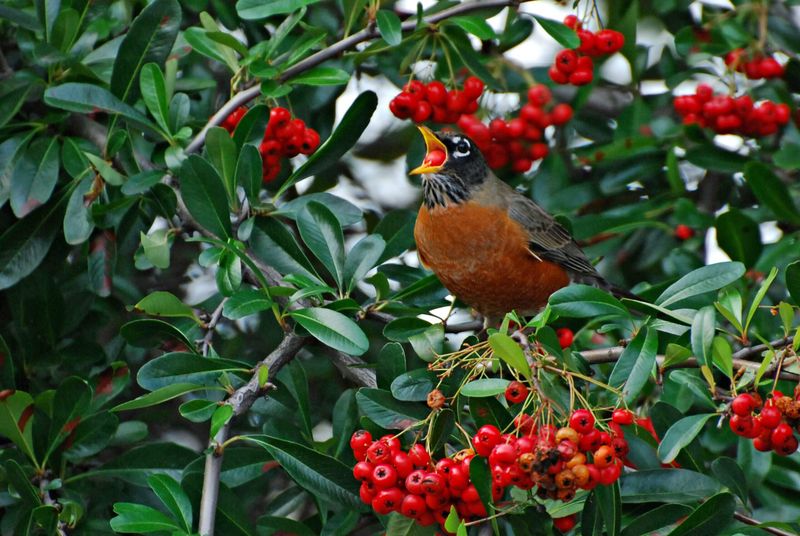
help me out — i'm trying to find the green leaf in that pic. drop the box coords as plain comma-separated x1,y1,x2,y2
385,513,437,535
120,318,194,350
223,288,273,320
140,63,171,134
181,155,232,238
179,399,218,422
44,83,160,133
744,162,800,225
374,209,416,262
216,249,242,296
64,175,95,245
45,376,93,462
469,456,494,517
251,434,362,508
5,459,41,506
290,307,368,355
665,492,735,536
210,404,233,438
110,502,182,533
449,16,496,40
36,0,60,42
112,383,206,411
63,411,119,460
620,468,722,503
134,291,199,322
277,91,377,197
656,262,745,307
711,336,733,378
710,457,748,504
460,378,510,398
595,482,621,536
608,327,658,404
289,65,351,86
147,474,192,532
469,397,512,429
744,266,778,334
690,306,716,369
250,217,322,283
206,127,239,203
0,192,67,290
376,9,402,46
80,442,198,486
236,0,320,20
277,192,363,228
657,413,715,463
390,369,438,402
235,149,262,209
232,105,270,149
685,145,748,173
787,261,800,305
356,388,427,430
10,136,60,218
409,324,444,362
140,228,172,269
533,15,580,48
377,342,406,391
620,504,693,536
344,235,386,292
715,208,761,268
258,516,316,536
0,391,37,463
297,202,346,290
383,317,435,342
110,0,181,103
488,333,531,379
137,353,248,391
549,284,629,318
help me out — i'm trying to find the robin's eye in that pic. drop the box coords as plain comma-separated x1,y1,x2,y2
453,139,471,157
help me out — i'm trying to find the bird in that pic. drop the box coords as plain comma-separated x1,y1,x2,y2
410,126,633,320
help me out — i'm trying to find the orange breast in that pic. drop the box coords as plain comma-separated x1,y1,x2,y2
414,202,570,317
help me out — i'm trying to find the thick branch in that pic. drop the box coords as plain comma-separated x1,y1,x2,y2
186,0,525,154
733,512,798,536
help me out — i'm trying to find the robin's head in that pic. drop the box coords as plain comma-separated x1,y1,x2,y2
410,126,488,208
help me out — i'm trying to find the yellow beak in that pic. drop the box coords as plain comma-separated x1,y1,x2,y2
409,126,447,175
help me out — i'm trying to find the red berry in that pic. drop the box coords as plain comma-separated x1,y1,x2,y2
598,461,622,484
463,76,485,100
553,514,577,533
577,30,596,55
448,465,469,490
350,430,372,452
505,380,529,404
403,80,426,98
759,57,784,79
548,65,569,84
405,469,426,495
353,461,373,481
555,49,580,74
529,142,549,161
269,107,292,129
372,487,403,515
507,117,526,138
612,408,634,425
490,443,517,465
485,143,509,169
425,81,447,105
569,69,593,86
512,157,532,173
421,472,445,495
412,100,433,123
729,414,754,436
753,435,772,452
520,104,547,128
408,444,431,468
557,328,574,348
489,118,509,141
758,406,782,429
366,440,392,464
771,423,794,445
674,224,694,241
527,85,551,106
300,129,320,154
595,29,624,54
400,493,426,519
775,435,799,456
392,452,413,478
569,409,595,434
563,15,580,30
446,90,468,113
550,103,573,126
472,425,502,457
372,463,398,489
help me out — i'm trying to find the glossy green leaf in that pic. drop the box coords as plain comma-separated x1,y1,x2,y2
210,404,233,438
620,468,722,503
449,16,496,40
120,318,194,349
63,411,118,460
232,105,270,149
377,342,406,391
236,144,262,204
715,208,761,268
549,284,629,318
10,136,60,218
374,209,416,262
711,336,733,378
79,442,198,486
291,307,368,355
112,383,206,411
64,175,95,245
460,378,510,398
343,235,385,292
250,434,362,508
147,474,192,532
110,502,182,533
206,126,238,202
657,413,714,463
180,155,232,238
690,306,716,368
137,352,249,391
488,333,531,379
289,66,350,86
277,90,377,197
595,482,621,536
110,0,181,102
533,15,580,48
744,162,800,225
134,291,199,322
390,369,440,402
277,192,363,227
140,63,171,134
609,327,658,403
620,504,692,536
469,396,512,429
250,217,322,283
223,288,273,319
297,202,345,289
469,456,494,517
5,459,41,506
356,388,427,430
216,249,242,296
0,391,37,463
44,83,158,132
710,457,748,504
744,266,778,334
656,262,745,307
376,9,402,45
45,376,93,461
237,0,320,20
787,260,800,305
665,492,735,536
179,399,218,422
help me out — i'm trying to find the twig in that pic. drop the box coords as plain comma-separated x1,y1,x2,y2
199,298,227,356
733,511,798,536
186,0,527,154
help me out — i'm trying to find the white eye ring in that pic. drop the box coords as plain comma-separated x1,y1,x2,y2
452,138,471,158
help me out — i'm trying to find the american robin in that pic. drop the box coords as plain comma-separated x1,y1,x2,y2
410,126,633,319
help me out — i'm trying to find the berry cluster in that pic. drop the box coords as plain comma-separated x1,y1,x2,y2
390,77,484,124
548,15,625,86
220,106,321,183
455,85,573,172
729,389,800,456
351,408,633,531
673,84,790,137
725,49,784,80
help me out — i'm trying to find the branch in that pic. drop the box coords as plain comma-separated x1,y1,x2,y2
733,512,798,536
186,0,525,154
579,336,798,381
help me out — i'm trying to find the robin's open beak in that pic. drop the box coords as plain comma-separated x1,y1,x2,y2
409,126,447,175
